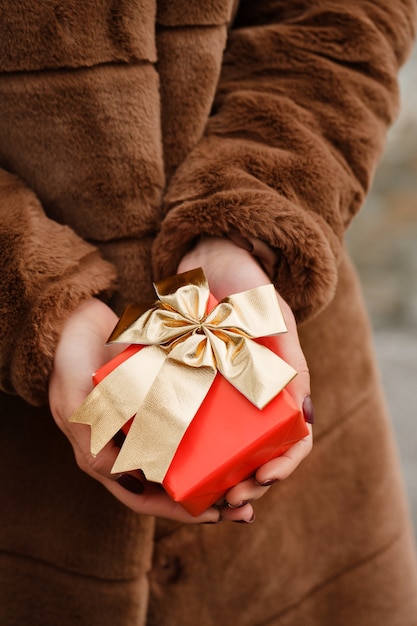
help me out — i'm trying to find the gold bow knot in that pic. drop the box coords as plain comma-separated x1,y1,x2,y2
70,268,297,483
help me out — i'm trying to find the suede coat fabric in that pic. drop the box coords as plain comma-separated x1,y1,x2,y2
1,1,417,624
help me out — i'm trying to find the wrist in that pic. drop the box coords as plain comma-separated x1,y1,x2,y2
178,236,270,300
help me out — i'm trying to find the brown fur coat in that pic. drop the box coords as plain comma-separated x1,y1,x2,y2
1,1,416,624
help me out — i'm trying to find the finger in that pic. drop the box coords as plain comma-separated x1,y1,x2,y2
104,476,222,524
58,418,222,524
270,294,311,404
71,428,122,479
254,428,313,485
223,476,270,509
224,423,312,507
61,421,222,523
219,502,255,524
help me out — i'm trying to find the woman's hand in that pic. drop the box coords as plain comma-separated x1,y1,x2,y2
178,236,313,523
49,236,312,525
48,297,223,524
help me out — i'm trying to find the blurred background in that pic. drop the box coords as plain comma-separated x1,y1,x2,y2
347,42,417,537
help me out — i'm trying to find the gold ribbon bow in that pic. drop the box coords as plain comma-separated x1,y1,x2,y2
70,268,297,483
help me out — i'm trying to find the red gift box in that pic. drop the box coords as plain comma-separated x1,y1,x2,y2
93,294,308,516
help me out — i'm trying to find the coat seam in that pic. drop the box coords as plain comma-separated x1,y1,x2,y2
253,529,406,625
312,387,381,444
0,547,142,584
0,58,153,77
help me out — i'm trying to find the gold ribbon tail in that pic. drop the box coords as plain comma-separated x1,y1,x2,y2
70,346,166,454
111,354,216,483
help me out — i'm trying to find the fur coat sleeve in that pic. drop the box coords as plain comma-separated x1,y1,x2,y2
0,0,415,408
0,170,116,405
153,0,416,321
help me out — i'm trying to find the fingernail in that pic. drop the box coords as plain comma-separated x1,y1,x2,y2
227,499,253,509
302,395,315,424
113,429,127,448
117,474,144,494
254,478,278,487
233,513,256,524
213,499,228,510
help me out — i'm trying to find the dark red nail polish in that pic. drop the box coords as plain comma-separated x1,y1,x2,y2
302,395,315,424
254,478,278,487
227,499,253,509
117,474,144,494
113,429,127,448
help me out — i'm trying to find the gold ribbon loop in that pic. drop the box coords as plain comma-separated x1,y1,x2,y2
70,268,297,483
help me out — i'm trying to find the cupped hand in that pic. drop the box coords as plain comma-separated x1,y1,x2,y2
178,236,313,523
48,297,222,524
49,236,312,526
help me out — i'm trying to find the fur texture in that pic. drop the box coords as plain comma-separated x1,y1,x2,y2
0,172,116,404
0,1,416,625
0,0,157,71
153,0,410,321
